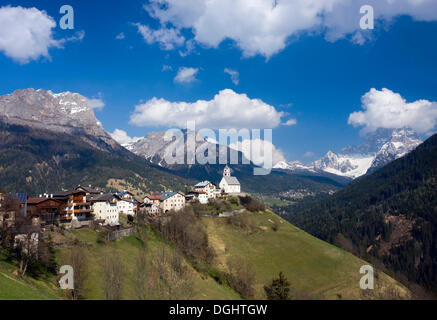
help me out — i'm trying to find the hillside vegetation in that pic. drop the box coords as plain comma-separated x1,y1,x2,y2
282,133,437,295
0,206,409,300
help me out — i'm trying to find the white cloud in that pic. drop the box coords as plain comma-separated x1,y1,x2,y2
283,118,297,126
110,129,142,145
133,23,185,50
174,67,199,83
0,6,61,63
162,64,173,71
304,151,315,158
86,98,105,110
116,32,125,40
143,0,437,58
130,89,284,129
229,138,286,167
224,68,239,85
348,88,437,134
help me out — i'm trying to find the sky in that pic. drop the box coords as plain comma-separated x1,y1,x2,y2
1,0,437,164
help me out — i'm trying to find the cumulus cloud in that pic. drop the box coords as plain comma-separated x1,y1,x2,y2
283,118,297,126
133,23,185,50
0,6,60,63
110,129,142,145
174,67,199,83
116,32,125,40
229,138,286,167
348,88,437,134
130,89,284,129
224,68,239,85
142,0,437,58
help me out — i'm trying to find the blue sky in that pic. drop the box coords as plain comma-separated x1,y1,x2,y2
1,0,437,163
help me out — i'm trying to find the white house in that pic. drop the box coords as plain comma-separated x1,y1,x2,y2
116,191,137,216
194,181,217,199
187,191,209,204
91,194,120,226
219,165,241,194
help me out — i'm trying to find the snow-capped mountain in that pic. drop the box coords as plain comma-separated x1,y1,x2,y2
0,88,119,151
275,128,423,179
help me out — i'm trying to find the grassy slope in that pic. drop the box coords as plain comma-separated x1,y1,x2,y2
56,229,239,300
0,260,62,300
0,210,409,300
203,210,410,300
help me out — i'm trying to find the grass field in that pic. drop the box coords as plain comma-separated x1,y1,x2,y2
203,210,410,300
0,260,62,300
0,209,410,300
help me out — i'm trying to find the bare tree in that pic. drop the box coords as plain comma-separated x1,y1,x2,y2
226,257,256,299
13,202,40,277
134,249,150,300
104,250,123,300
67,245,88,300
150,247,194,300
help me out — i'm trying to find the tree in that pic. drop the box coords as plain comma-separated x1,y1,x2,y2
226,257,256,299
104,250,123,300
264,271,291,300
67,245,88,300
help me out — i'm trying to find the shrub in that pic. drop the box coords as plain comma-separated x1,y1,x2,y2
238,196,265,212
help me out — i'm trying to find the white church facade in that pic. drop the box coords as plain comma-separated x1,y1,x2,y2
219,165,241,194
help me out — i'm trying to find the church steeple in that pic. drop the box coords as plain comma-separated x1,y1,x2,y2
223,165,231,177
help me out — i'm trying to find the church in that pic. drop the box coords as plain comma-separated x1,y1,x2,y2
219,165,241,194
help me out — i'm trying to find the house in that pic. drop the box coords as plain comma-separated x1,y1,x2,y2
186,190,209,204
115,191,137,216
90,193,120,226
27,197,65,226
52,190,94,228
219,165,241,194
193,181,217,199
160,192,186,212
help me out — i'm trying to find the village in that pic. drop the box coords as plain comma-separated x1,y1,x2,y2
0,165,242,232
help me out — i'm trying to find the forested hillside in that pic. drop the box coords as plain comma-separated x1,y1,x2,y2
282,133,437,294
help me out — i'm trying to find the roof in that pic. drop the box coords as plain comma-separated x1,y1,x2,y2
12,193,27,204
27,197,62,205
52,190,83,198
91,193,119,202
189,190,207,194
146,195,163,200
194,181,212,187
222,176,240,186
160,192,183,201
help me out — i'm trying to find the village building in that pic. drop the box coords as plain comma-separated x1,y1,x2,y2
160,192,186,212
90,193,120,226
186,190,209,204
219,165,241,194
52,190,94,228
115,191,137,216
75,185,105,196
26,197,65,226
193,181,217,199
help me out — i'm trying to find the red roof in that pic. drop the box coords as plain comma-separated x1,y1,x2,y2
27,197,50,204
147,195,163,200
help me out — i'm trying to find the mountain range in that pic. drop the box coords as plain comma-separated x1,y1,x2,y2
0,89,344,196
274,128,423,179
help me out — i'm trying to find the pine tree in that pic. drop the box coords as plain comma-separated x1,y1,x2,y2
264,271,291,300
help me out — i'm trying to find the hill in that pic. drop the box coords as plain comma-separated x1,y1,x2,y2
282,133,437,294
0,209,409,300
